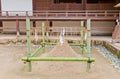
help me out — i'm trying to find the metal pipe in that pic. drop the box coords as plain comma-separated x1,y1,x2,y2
22,57,95,62
26,17,32,72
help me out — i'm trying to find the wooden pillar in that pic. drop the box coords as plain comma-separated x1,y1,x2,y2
82,0,87,10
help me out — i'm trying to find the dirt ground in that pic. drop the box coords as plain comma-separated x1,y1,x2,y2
0,43,120,79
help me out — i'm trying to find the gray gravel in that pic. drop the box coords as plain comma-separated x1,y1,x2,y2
93,45,120,69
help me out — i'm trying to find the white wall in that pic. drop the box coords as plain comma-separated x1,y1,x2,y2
1,0,33,16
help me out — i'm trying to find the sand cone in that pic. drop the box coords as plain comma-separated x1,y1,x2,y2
33,40,84,73
41,40,80,57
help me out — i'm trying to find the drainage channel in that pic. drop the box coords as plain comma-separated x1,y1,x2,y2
93,45,120,69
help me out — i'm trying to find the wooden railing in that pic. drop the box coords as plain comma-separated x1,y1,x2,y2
0,10,119,20
1,26,114,33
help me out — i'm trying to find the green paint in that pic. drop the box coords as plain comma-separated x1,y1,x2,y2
80,21,84,54
46,42,56,45
26,18,32,72
83,47,87,53
69,44,85,47
46,42,86,47
22,19,95,72
30,46,42,57
86,19,91,72
42,22,46,53
22,57,95,62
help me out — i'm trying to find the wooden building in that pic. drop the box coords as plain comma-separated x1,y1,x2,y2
0,0,119,36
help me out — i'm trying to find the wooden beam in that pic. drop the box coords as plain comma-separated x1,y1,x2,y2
82,0,87,10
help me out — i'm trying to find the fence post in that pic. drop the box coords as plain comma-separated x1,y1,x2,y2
42,22,46,53
80,21,84,54
86,19,91,72
26,18,32,72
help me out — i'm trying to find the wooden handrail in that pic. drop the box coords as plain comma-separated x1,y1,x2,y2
0,10,118,20
0,10,119,14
